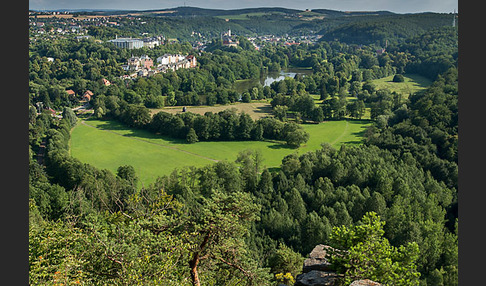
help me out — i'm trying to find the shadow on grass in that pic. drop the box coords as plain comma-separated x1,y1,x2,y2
267,167,281,173
267,143,292,150
254,105,273,114
349,119,372,136
87,118,186,145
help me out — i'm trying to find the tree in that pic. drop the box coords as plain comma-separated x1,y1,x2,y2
268,243,305,278
273,105,288,121
319,82,329,100
282,122,309,148
250,122,264,141
62,107,77,126
116,165,138,188
237,112,254,140
94,106,105,119
241,92,251,103
186,128,199,143
393,74,405,82
235,149,264,193
277,80,288,94
186,190,269,286
329,212,421,286
310,107,324,122
347,100,365,119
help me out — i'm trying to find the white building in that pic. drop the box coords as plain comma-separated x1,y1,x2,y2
108,37,144,49
142,37,161,48
156,54,186,65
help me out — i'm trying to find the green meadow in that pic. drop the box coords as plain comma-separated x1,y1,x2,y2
372,73,432,98
214,12,284,20
70,119,371,187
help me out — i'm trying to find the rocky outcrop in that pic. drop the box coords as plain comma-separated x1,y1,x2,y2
294,244,383,286
295,270,340,286
295,244,341,286
302,244,333,273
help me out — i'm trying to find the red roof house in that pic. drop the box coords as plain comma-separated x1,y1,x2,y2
66,89,76,97
83,90,93,101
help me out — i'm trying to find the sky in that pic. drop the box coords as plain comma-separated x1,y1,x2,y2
29,0,458,14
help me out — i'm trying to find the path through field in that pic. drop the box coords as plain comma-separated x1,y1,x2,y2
330,120,349,146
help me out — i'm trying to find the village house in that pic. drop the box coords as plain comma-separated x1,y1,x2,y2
83,90,93,102
101,78,111,86
123,55,154,71
156,54,186,65
186,55,197,68
66,89,76,97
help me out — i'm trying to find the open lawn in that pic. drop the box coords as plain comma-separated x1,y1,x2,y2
70,118,371,187
372,73,432,98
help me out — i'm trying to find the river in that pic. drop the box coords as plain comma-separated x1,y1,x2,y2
234,67,313,94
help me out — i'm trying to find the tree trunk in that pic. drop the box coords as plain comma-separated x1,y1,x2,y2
189,232,211,286
189,253,201,286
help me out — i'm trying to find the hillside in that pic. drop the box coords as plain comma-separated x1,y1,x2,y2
36,6,453,42
318,12,453,45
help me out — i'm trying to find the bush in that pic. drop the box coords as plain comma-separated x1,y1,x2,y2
393,74,405,82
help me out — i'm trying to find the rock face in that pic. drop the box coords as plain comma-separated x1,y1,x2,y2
294,244,383,286
302,244,334,273
295,244,341,286
295,270,340,286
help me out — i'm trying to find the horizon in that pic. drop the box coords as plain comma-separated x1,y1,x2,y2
27,6,454,14
29,0,458,14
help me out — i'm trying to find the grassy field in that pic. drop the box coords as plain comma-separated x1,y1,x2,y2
70,118,371,187
214,12,285,20
372,73,432,98
151,102,272,120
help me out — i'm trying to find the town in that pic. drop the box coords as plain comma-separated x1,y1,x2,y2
121,53,197,78
29,10,323,50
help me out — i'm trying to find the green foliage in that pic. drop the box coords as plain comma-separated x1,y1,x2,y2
393,74,405,82
268,243,305,278
186,127,199,143
273,105,288,121
62,107,77,126
329,212,421,285
282,122,309,148
319,14,453,46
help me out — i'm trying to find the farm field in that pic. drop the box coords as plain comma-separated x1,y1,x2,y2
150,102,273,120
372,73,432,98
214,12,284,20
70,118,371,187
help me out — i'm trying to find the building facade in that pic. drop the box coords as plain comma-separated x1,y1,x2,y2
108,38,144,49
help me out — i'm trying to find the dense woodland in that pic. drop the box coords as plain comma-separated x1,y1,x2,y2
29,9,457,286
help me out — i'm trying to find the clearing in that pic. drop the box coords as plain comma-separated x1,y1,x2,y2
70,118,371,187
372,73,432,98
150,101,273,120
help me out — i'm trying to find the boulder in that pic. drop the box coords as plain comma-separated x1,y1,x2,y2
302,244,334,273
309,244,333,259
303,257,332,272
294,270,341,286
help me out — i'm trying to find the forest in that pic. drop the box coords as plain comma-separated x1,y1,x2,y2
29,10,458,286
